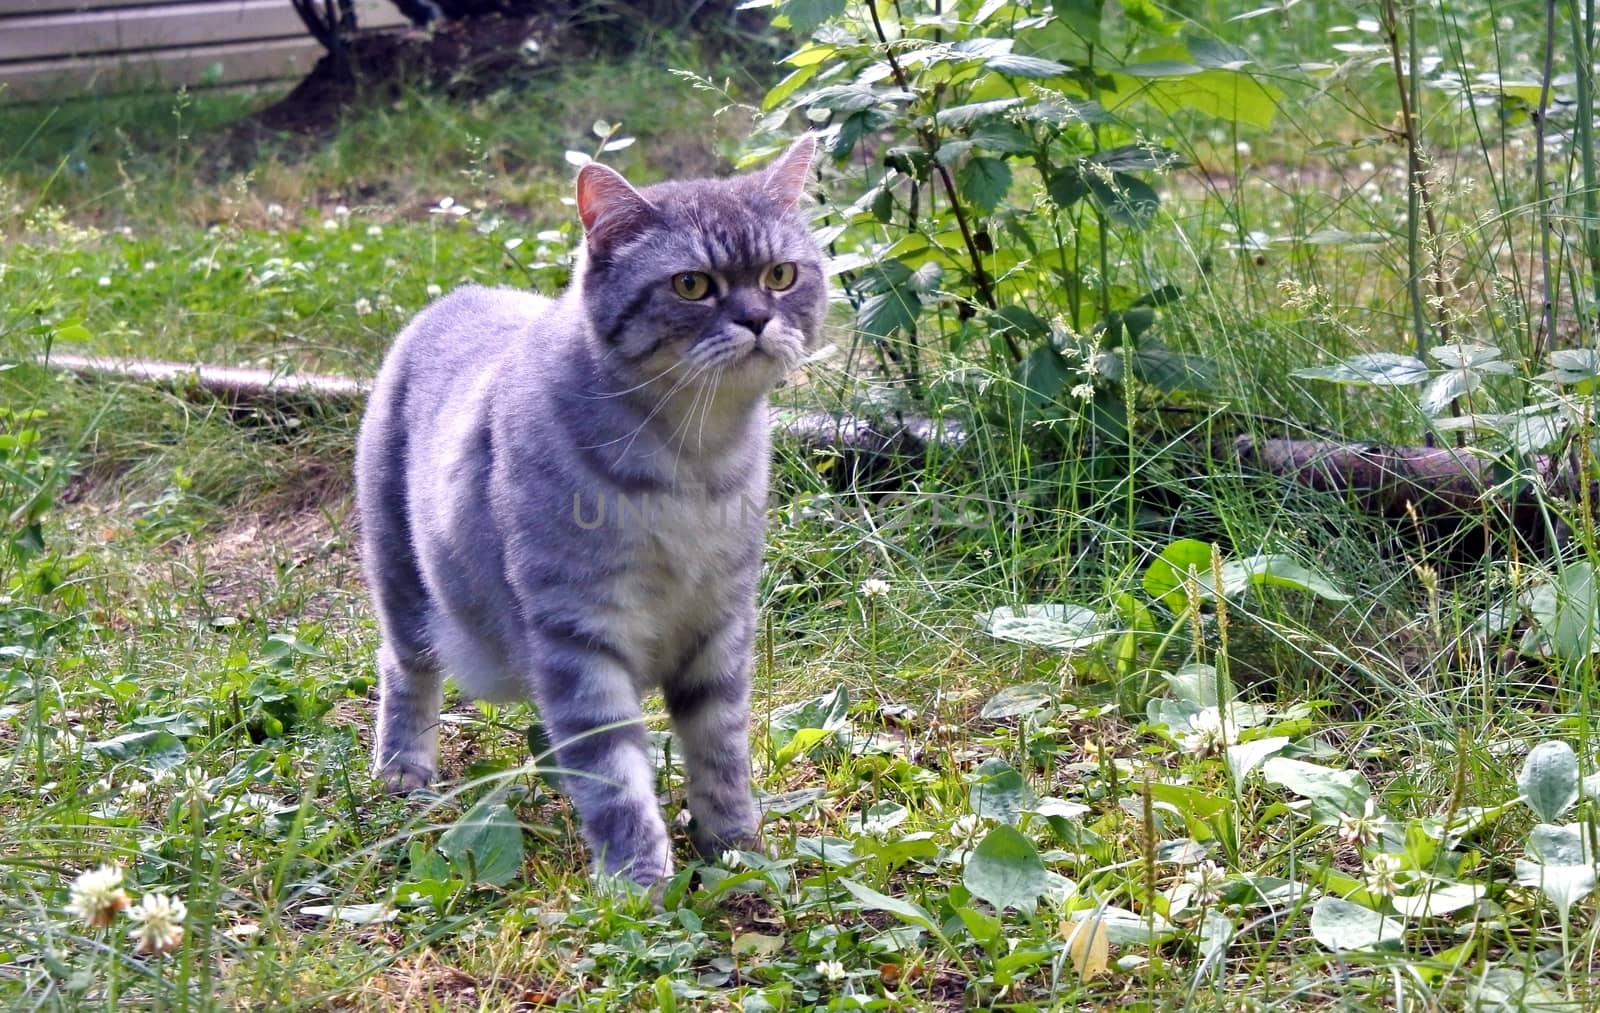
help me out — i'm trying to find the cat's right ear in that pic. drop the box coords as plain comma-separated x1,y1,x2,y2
576,163,656,254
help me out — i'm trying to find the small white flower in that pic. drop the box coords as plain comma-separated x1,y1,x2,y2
1070,382,1095,401
124,779,149,799
1235,140,1252,157
128,892,186,956
349,242,364,253
815,959,848,981
949,813,987,851
334,204,350,218
66,864,129,928
859,578,890,599
354,298,374,317
1364,853,1403,897
1497,14,1514,31
182,768,213,803
321,218,339,231
426,283,443,298
266,203,285,218
1183,859,1227,906
97,275,112,287
1337,798,1385,848
1181,707,1231,757
142,260,157,272
366,224,382,237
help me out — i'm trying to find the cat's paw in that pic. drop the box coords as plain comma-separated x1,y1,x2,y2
376,761,436,794
690,820,765,861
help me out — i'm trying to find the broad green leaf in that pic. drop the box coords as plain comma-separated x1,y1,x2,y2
88,730,187,770
963,824,1056,914
1515,823,1597,924
959,156,1013,214
981,603,1118,653
776,0,846,35
968,758,1034,825
436,789,524,887
838,877,935,930
1519,741,1580,822
1046,166,1089,207
856,288,921,341
986,53,1071,78
849,800,910,835
768,685,850,750
1260,757,1369,824
1065,905,1173,944
1540,348,1600,387
1108,43,1281,128
1091,143,1188,172
1226,736,1292,792
1143,539,1214,609
1429,342,1508,371
1520,564,1600,662
1309,897,1405,951
1229,555,1350,602
1010,345,1072,419
763,63,822,111
1085,170,1161,228
1293,352,1430,387
979,682,1056,719
794,836,859,867
934,97,1025,128
1165,663,1220,708
1420,370,1481,417
1389,882,1484,918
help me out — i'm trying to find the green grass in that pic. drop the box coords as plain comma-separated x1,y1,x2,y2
5,5,1600,1009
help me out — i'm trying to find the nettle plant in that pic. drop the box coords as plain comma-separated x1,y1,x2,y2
760,0,1278,431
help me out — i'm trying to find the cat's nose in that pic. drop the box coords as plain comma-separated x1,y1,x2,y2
734,309,771,334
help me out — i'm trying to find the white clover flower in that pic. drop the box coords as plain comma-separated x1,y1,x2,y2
335,204,350,218
859,578,890,599
124,779,149,799
354,298,374,317
266,203,285,218
97,275,112,288
66,864,129,928
1337,798,1385,848
1183,859,1227,907
426,283,443,298
349,242,364,253
321,218,339,231
182,768,213,803
1181,707,1231,758
1364,853,1403,897
128,892,186,956
366,224,382,237
1497,14,1514,30
815,959,848,981
949,813,987,853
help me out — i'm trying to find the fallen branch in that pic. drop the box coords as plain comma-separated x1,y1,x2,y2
33,353,1591,541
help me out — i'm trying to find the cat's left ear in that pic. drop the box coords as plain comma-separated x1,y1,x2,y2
760,134,818,210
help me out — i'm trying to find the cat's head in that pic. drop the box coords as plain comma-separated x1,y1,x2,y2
572,136,828,398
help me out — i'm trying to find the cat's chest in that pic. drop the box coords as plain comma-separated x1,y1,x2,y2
605,488,758,677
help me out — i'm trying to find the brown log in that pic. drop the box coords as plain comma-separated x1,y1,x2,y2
33,353,1594,534
1230,436,1590,516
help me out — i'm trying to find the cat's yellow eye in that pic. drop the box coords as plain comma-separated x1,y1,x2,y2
762,262,798,291
671,272,713,300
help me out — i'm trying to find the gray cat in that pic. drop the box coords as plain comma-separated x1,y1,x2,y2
355,135,826,885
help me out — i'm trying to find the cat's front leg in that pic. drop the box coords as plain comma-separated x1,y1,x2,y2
664,622,760,859
374,642,443,792
539,649,673,885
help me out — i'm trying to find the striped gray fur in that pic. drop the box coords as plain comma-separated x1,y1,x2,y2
355,137,826,885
